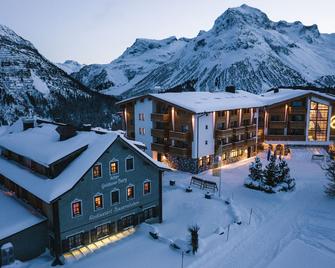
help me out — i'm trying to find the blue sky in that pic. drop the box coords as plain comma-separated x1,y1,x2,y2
1,0,334,64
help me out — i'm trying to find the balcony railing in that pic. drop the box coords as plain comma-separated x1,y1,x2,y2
269,121,286,129
169,131,191,142
289,121,305,129
151,113,170,122
215,128,234,138
151,143,169,153
289,107,306,114
265,135,305,141
169,146,191,157
151,128,169,138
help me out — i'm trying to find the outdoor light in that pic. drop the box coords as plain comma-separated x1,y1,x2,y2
331,115,335,129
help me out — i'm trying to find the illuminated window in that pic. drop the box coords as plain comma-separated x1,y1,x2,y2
308,101,329,141
71,200,82,217
222,153,226,160
68,233,83,249
143,181,151,195
110,161,119,175
126,156,134,171
111,189,120,205
96,223,109,239
127,185,135,200
94,194,103,210
230,150,238,158
92,163,102,179
199,158,203,167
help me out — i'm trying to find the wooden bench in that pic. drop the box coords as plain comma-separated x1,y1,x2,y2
312,154,325,161
202,179,218,192
190,176,204,189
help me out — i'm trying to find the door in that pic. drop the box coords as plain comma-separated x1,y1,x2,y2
247,147,251,158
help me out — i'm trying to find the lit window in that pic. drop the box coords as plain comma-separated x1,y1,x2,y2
126,157,134,171
127,185,135,200
72,200,82,217
92,164,102,179
143,181,151,195
94,194,103,210
199,158,203,167
111,190,120,205
230,150,238,158
110,161,118,174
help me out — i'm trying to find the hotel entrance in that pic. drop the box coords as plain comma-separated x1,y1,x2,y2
308,101,330,142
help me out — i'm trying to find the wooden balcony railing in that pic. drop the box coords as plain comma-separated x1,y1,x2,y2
269,121,286,129
215,129,234,138
151,128,169,138
169,146,191,157
169,131,191,142
151,113,170,122
289,107,306,114
265,135,305,141
151,143,169,153
289,121,305,129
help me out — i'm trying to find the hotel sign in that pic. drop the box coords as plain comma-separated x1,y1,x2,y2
331,116,335,129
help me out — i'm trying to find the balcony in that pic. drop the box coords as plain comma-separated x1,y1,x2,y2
289,121,306,129
246,137,257,146
289,107,306,114
246,124,257,132
265,135,305,141
269,121,286,129
169,131,191,142
169,146,191,157
151,113,170,122
234,126,246,135
215,128,233,138
151,128,169,138
151,143,169,153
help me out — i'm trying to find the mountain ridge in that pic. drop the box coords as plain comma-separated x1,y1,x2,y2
73,4,335,97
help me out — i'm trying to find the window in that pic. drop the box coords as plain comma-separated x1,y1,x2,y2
243,119,250,126
139,127,145,135
125,156,134,171
230,150,238,158
206,156,211,165
71,200,82,217
205,140,208,145
94,194,103,211
138,113,145,121
143,207,156,220
143,180,151,195
231,110,238,116
68,233,83,249
222,153,226,160
199,158,203,167
205,125,208,129
127,185,135,200
92,163,102,179
308,101,329,141
288,129,304,135
110,160,119,175
96,223,109,239
291,115,305,121
218,122,225,130
230,121,238,128
111,189,120,205
243,109,250,114
291,101,304,107
268,128,284,135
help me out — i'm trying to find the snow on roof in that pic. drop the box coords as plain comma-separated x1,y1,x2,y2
0,122,169,203
0,124,90,167
149,90,264,113
0,189,46,240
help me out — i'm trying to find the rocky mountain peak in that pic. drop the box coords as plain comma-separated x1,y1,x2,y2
0,24,34,48
213,4,271,33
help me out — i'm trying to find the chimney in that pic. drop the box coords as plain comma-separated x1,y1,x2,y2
56,125,77,141
22,118,35,131
225,86,236,93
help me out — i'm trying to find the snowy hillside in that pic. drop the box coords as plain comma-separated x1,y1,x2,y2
73,4,335,97
0,25,117,126
56,60,84,74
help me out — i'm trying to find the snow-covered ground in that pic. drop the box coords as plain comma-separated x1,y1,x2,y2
27,148,335,268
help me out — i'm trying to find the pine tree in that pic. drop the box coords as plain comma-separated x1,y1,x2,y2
278,159,290,183
249,157,263,181
188,225,200,255
263,155,280,187
324,160,335,198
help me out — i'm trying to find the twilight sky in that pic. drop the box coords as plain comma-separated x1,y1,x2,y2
1,0,334,64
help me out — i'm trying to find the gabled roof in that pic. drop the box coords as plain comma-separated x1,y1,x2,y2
118,88,335,113
0,122,169,203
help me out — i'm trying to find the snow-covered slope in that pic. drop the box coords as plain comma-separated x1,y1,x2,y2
55,60,84,74
0,25,117,126
73,4,335,97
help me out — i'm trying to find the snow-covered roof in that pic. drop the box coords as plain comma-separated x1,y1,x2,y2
150,90,264,113
0,122,169,203
120,89,335,114
0,189,46,240
0,124,90,167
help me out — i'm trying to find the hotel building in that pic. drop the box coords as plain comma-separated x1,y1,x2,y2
118,88,335,173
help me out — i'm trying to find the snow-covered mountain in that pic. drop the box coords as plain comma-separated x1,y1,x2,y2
0,24,117,126
55,60,84,74
73,4,335,97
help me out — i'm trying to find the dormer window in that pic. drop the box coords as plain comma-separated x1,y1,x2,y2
92,163,102,179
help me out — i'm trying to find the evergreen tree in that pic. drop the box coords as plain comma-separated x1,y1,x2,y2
188,225,200,255
249,157,263,181
278,159,290,183
263,155,280,187
324,160,335,198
